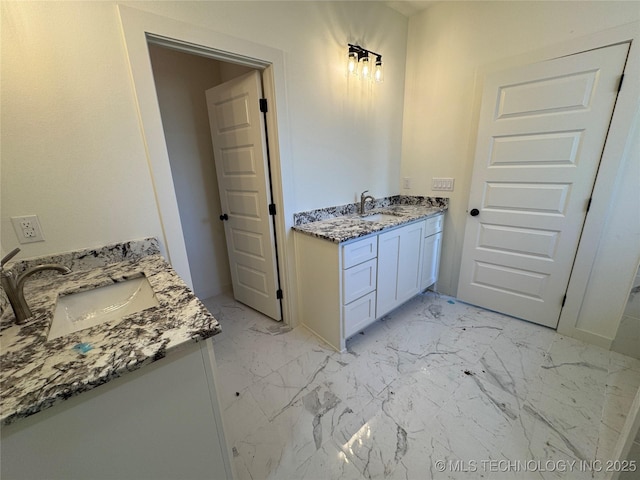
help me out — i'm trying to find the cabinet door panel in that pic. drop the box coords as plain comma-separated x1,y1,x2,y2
376,230,401,317
396,222,425,304
422,232,443,290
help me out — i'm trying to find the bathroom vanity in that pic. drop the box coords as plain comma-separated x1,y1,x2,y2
294,197,446,351
0,239,233,480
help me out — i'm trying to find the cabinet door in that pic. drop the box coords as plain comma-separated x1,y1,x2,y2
421,232,443,290
396,221,425,304
376,229,401,317
376,221,425,317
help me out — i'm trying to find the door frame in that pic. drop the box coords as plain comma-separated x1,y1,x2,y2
117,5,295,324
465,21,640,348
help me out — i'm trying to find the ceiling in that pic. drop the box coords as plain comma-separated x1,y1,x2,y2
385,1,437,17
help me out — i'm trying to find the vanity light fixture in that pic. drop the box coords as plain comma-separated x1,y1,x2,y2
347,44,383,83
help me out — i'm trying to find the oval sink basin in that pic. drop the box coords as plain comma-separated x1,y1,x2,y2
48,276,159,341
360,214,400,222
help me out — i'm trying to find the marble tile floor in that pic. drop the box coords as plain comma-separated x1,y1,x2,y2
202,292,640,480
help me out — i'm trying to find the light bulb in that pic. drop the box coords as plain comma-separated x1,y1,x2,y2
347,51,358,76
360,54,370,79
374,56,383,83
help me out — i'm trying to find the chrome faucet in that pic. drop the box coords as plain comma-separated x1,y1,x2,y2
360,190,375,214
1,247,71,324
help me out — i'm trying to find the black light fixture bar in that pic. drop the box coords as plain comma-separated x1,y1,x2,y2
348,43,382,62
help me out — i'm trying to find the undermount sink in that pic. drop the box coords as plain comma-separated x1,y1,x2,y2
48,275,159,341
360,213,400,222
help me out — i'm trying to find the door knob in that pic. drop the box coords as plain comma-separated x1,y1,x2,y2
470,208,480,217
219,214,229,221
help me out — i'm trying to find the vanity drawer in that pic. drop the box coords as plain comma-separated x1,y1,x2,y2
343,258,377,304
342,236,377,269
424,213,444,237
343,291,377,338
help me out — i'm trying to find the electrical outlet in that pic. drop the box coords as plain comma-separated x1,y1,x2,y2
402,177,412,189
11,215,45,244
432,177,455,191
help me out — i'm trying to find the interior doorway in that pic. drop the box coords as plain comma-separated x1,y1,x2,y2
147,42,282,320
118,6,295,327
205,71,283,321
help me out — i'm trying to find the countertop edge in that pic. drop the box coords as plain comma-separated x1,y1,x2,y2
0,332,219,427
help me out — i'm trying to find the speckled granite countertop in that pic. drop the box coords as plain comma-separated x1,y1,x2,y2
293,197,448,244
0,239,221,426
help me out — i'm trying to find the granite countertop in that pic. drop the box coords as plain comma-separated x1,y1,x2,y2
0,239,221,426
293,203,447,244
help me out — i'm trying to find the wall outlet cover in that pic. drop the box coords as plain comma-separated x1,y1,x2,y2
11,215,45,244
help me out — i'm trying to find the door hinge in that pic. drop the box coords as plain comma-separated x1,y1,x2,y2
260,98,268,113
269,203,276,215
617,74,625,93
562,294,567,307
276,289,283,300
586,197,592,213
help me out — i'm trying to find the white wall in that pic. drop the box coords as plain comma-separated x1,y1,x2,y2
1,1,162,258
148,44,239,300
135,0,408,210
401,1,640,338
1,1,408,260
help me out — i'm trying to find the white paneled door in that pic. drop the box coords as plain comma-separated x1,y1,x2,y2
206,71,282,321
458,43,629,328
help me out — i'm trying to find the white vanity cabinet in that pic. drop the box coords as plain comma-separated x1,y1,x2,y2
1,340,234,480
295,213,444,351
295,234,378,351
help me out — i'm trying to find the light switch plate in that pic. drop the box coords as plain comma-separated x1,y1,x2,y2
11,215,45,243
432,178,454,191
